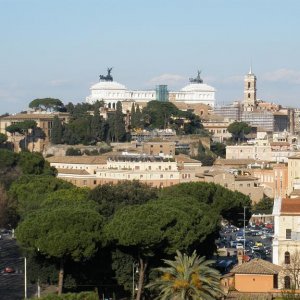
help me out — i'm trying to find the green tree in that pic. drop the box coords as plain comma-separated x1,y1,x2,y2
16,204,104,295
130,103,136,129
65,147,81,156
18,151,55,175
9,175,73,219
5,120,37,150
142,101,179,129
0,132,7,145
104,196,218,300
210,142,226,158
227,121,251,142
90,108,104,143
147,250,224,300
51,116,63,144
114,101,126,142
29,98,64,112
88,180,158,219
252,196,273,214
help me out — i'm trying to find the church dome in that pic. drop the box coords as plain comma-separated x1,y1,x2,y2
90,81,127,91
181,83,215,92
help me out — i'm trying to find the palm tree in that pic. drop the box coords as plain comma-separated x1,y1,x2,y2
147,250,224,300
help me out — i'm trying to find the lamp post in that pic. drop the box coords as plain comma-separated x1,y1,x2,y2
24,257,27,299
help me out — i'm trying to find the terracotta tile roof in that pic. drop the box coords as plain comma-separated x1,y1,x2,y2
175,154,202,164
231,259,282,275
214,159,256,166
289,154,300,159
235,175,258,181
281,197,300,214
46,155,107,164
56,168,90,175
270,142,290,146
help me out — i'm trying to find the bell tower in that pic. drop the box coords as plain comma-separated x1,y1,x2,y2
243,67,257,111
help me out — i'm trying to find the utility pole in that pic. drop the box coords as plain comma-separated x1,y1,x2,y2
243,206,246,251
24,257,27,299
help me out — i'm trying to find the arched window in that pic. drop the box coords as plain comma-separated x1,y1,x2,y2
284,276,291,289
285,251,291,264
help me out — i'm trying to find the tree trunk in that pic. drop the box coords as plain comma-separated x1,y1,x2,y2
57,258,64,295
136,257,148,300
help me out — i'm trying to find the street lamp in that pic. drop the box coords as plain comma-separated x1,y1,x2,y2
24,257,27,299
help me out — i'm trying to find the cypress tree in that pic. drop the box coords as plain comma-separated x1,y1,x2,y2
114,102,126,142
51,116,63,144
91,108,103,142
135,105,142,128
130,103,136,129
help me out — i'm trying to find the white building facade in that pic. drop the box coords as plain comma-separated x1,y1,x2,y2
86,70,215,108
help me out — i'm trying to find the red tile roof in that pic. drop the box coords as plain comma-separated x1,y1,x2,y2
281,197,300,214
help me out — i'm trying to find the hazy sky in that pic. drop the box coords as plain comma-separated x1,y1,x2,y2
1,0,300,114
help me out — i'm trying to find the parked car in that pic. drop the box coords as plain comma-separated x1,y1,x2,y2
3,267,15,273
251,246,260,252
236,243,244,249
255,241,263,247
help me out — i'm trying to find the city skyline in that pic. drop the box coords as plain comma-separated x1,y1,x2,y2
1,0,300,114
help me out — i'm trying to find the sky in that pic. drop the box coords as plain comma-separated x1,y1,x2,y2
1,0,300,114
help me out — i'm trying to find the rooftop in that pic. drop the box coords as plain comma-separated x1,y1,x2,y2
46,155,108,165
56,168,90,175
281,197,300,214
231,258,282,275
214,158,256,166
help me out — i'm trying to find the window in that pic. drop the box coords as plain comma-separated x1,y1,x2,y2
83,180,87,186
284,276,291,289
160,174,163,178
93,180,97,185
286,229,292,239
248,93,251,99
248,82,251,89
247,183,250,187
285,251,290,264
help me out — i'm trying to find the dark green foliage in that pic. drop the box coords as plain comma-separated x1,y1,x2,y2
9,175,74,219
139,101,207,136
159,182,251,227
113,102,126,142
252,196,273,214
51,116,63,144
27,291,99,300
66,147,82,156
192,142,216,166
88,180,158,219
0,132,7,144
142,101,179,129
210,142,226,158
90,108,104,143
29,98,64,112
18,151,54,175
16,206,103,261
6,120,37,134
227,121,252,142
0,149,18,169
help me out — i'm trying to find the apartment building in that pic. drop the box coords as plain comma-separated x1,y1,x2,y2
0,111,69,152
202,120,232,142
287,154,300,195
197,170,264,203
272,197,300,289
251,163,288,198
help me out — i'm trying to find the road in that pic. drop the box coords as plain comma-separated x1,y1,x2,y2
0,234,35,300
